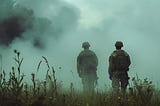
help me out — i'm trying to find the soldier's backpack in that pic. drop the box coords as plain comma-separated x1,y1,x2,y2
78,50,98,72
112,50,130,71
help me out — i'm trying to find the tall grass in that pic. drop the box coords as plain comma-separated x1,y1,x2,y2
0,50,160,106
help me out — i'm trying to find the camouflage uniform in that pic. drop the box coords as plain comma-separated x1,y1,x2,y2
77,42,98,92
108,41,131,93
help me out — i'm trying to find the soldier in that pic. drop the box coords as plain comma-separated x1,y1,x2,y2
77,42,98,92
108,41,131,93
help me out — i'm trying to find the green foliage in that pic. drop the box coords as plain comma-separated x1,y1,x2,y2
0,50,160,106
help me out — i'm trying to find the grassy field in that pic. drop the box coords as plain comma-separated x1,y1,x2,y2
0,50,160,106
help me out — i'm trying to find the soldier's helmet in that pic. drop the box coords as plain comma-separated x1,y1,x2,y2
115,41,123,47
82,42,90,48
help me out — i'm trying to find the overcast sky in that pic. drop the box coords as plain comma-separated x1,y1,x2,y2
0,0,160,90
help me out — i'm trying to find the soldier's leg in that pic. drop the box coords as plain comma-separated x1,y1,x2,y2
120,78,129,93
89,73,97,92
112,76,120,93
82,77,90,92
82,78,86,92
120,73,129,93
88,79,95,92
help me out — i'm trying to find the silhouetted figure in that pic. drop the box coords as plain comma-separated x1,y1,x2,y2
108,41,131,93
77,42,98,92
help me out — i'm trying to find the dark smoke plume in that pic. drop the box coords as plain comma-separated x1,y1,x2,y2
0,0,79,49
0,7,34,45
0,0,35,46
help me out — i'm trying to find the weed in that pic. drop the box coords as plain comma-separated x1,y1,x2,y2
0,51,159,106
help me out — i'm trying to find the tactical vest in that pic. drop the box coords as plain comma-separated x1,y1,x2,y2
77,50,98,71
112,50,130,72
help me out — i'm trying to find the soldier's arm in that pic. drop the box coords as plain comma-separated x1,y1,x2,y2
94,53,98,67
126,55,131,71
125,52,131,68
77,55,81,74
124,51,131,71
77,54,84,78
127,55,131,66
90,51,98,67
108,55,113,79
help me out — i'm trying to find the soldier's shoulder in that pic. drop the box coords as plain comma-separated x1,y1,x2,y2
111,51,117,57
78,51,85,56
78,50,91,56
85,50,96,58
122,50,130,56
88,50,96,54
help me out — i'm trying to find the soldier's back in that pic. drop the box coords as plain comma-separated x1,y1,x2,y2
78,50,98,69
111,50,130,71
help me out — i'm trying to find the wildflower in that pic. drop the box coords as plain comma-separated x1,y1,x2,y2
17,52,20,56
118,96,121,100
14,49,17,53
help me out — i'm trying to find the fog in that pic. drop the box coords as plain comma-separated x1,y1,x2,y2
0,0,160,90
